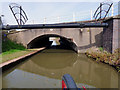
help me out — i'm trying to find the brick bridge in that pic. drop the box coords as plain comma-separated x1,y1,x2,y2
7,16,120,53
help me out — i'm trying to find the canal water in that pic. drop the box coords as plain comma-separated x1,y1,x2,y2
2,49,119,88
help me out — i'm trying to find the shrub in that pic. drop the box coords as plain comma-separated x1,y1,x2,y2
99,47,103,52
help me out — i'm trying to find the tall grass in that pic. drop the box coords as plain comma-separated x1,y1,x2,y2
2,39,26,53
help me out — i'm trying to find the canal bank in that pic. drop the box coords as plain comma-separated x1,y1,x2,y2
85,47,120,72
1,35,46,70
1,47,45,70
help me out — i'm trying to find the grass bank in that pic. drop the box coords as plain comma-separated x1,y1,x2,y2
1,39,36,64
1,50,35,64
85,47,120,72
2,39,25,52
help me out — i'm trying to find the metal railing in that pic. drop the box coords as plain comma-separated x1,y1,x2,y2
93,2,113,20
9,3,28,25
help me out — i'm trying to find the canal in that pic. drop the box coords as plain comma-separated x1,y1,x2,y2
2,49,119,88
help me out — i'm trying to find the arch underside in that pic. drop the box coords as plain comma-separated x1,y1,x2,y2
27,34,78,52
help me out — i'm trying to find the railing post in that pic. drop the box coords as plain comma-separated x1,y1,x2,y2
44,17,46,24
73,12,75,22
58,16,60,23
91,10,93,20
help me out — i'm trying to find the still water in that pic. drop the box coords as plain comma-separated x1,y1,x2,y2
2,49,119,88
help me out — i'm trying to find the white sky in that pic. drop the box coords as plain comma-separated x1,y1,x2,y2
0,0,119,25
0,0,120,2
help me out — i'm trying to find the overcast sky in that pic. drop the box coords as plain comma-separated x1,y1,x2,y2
0,0,119,25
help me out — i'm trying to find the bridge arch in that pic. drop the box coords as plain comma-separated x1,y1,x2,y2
27,34,78,52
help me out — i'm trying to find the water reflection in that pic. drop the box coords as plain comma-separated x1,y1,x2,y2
2,49,119,88
31,50,77,69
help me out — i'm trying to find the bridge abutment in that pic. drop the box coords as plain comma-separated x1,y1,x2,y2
103,16,120,53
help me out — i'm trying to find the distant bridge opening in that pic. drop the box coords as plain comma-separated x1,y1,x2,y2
49,37,60,46
27,34,78,52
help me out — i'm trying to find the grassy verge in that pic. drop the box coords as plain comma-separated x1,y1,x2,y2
2,49,24,55
85,47,120,72
1,39,36,64
1,49,35,64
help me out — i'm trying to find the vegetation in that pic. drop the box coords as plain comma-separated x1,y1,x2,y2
85,48,120,72
1,39,27,63
99,47,103,52
2,39,26,53
1,50,34,64
1,39,38,64
2,49,23,55
1,36,44,64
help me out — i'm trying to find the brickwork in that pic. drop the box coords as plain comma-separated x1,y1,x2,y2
7,27,103,53
103,19,113,53
103,16,120,53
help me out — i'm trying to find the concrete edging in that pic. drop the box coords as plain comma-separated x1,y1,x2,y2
0,47,45,68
